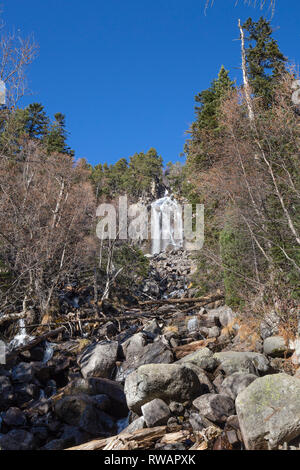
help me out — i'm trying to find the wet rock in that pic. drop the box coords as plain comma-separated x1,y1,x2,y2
193,394,235,425
236,373,300,450
3,407,27,427
213,351,270,376
78,341,119,379
219,372,258,401
124,363,201,414
263,336,290,358
0,429,35,450
142,399,171,427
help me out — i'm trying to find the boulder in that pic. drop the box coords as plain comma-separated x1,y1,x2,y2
236,373,300,450
120,416,146,434
63,377,128,417
219,372,258,401
217,306,236,328
116,337,174,382
207,326,220,338
124,363,201,414
0,376,13,410
263,336,290,358
78,341,119,379
141,399,171,427
260,311,280,340
181,363,215,393
53,394,116,435
213,351,270,376
193,394,235,424
0,429,35,450
177,347,218,372
2,407,27,428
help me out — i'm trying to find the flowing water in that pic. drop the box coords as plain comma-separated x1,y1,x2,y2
151,192,183,255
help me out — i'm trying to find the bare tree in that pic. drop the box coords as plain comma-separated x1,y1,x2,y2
0,141,95,320
0,28,38,106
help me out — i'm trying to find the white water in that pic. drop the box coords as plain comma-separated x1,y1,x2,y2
9,318,33,350
43,341,54,363
151,192,183,255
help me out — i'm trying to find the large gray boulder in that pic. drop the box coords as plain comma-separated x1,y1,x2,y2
141,399,171,427
177,347,218,372
193,393,235,424
213,351,270,376
124,363,201,414
63,377,128,417
117,335,174,382
236,373,300,450
78,341,119,379
219,372,258,401
263,336,290,358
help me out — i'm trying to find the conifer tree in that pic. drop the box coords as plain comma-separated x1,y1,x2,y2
45,112,74,156
25,103,49,140
242,17,287,107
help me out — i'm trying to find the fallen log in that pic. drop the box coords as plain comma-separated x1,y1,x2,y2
66,426,167,451
6,326,66,360
139,294,224,307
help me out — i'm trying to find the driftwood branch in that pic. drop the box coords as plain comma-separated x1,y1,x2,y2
139,294,224,307
66,426,167,451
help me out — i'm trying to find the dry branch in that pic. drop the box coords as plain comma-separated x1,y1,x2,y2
139,293,224,307
66,426,167,451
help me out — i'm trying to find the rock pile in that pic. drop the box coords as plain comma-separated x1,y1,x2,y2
0,249,300,451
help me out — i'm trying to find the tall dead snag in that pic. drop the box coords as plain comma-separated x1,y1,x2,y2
238,19,254,123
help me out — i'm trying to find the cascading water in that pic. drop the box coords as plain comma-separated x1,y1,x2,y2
9,318,33,350
151,191,183,255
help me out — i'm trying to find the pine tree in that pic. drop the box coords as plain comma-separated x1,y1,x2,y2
25,103,49,140
45,113,74,156
242,17,287,107
193,65,235,132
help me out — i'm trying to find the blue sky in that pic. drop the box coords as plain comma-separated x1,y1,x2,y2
2,0,299,166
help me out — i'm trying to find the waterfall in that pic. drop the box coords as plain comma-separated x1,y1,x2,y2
151,191,183,255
